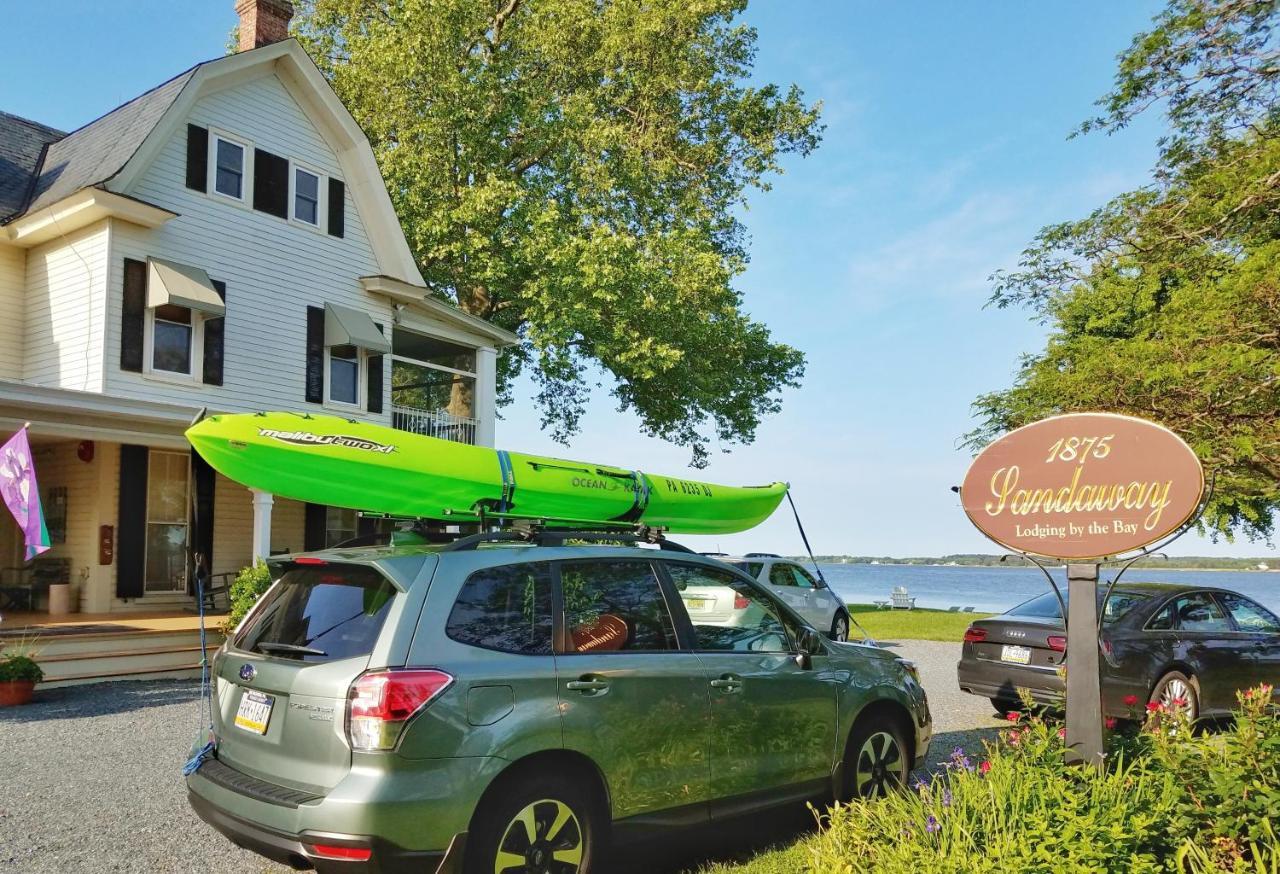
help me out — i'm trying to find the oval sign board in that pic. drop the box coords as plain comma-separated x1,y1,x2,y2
961,413,1204,560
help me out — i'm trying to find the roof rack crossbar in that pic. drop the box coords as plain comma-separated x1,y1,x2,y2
440,523,693,554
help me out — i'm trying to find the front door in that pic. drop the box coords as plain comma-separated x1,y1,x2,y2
664,562,836,805
555,558,711,821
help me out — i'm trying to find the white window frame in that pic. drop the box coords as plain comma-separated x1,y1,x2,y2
289,161,326,230
143,449,191,595
143,304,204,384
208,129,251,204
324,344,365,409
390,347,478,416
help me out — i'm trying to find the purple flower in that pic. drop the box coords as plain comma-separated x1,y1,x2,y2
925,815,940,833
943,788,952,808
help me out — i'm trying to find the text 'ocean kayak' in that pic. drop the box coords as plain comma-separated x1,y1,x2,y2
185,412,787,535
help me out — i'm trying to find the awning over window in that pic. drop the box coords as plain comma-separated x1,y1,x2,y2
325,302,390,353
147,258,225,316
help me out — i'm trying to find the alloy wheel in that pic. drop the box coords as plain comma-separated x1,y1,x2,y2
833,616,849,642
854,730,903,797
1159,677,1197,719
494,798,584,874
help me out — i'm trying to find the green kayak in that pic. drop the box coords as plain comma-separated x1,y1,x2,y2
185,412,786,535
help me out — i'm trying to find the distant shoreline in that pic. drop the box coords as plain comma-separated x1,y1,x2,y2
795,556,1278,572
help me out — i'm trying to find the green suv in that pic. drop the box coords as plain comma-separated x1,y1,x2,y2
186,533,932,874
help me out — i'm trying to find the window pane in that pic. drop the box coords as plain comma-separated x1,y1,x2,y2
1220,593,1280,632
669,564,792,653
235,564,396,663
1148,604,1176,631
791,567,817,589
147,451,188,522
145,523,188,591
215,139,243,198
768,564,795,587
295,168,319,224
153,313,192,374
330,347,359,404
446,563,554,655
392,359,475,418
561,560,677,653
727,561,763,579
1174,594,1232,633
391,328,476,373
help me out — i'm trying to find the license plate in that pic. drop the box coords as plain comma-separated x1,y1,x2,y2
1001,645,1032,665
234,690,275,735
684,598,709,610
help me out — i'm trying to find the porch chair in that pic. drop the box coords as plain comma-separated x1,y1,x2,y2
890,586,916,610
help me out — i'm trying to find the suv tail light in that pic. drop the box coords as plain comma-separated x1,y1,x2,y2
733,594,750,610
1047,635,1067,652
963,626,987,643
348,669,453,751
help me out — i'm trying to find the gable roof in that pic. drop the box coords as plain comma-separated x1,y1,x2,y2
0,111,64,219
21,68,196,219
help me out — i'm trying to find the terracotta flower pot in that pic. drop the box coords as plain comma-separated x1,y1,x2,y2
0,681,36,707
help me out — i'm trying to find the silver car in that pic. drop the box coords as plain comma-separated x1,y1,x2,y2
684,553,851,641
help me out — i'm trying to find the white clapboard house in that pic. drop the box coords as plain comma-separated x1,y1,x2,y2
0,1,514,680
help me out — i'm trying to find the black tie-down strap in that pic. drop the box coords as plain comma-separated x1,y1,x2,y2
607,469,651,523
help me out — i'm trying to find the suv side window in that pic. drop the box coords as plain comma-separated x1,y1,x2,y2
790,566,817,589
560,560,679,653
768,563,797,587
446,562,554,655
668,564,794,654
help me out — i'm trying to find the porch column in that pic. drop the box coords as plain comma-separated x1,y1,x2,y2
250,489,274,563
474,346,497,447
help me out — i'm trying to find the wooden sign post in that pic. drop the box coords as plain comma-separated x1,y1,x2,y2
960,413,1205,768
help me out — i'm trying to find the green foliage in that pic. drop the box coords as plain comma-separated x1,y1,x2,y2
223,560,274,633
707,686,1280,874
971,0,1280,541
293,0,820,465
0,650,43,684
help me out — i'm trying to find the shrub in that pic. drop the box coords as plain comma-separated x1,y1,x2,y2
221,560,273,634
0,648,44,684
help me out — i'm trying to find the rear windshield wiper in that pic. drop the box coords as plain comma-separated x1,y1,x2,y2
255,641,327,657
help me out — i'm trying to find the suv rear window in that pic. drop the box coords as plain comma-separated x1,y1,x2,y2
234,564,396,663
1006,589,1148,625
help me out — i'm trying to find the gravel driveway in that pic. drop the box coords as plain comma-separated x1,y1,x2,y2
0,640,1003,873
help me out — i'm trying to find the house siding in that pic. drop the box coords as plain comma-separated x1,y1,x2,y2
28,439,101,603
22,220,109,391
0,246,25,380
106,72,392,419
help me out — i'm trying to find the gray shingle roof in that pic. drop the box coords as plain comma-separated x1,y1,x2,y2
0,112,64,219
1,65,198,223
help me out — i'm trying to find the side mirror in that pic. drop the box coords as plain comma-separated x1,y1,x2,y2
794,627,822,668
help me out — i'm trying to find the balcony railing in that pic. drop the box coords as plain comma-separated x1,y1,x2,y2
391,404,478,445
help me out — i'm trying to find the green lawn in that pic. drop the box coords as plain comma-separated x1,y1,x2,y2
842,603,992,642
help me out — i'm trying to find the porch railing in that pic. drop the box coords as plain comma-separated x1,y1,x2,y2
391,404,479,445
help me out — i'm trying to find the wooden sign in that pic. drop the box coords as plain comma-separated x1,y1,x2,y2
962,413,1204,560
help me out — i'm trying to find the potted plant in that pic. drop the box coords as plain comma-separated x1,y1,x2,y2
0,642,43,707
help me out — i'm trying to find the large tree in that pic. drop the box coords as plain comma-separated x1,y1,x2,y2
970,0,1280,542
293,0,820,465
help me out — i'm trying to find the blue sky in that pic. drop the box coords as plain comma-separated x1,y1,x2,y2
5,2,1272,559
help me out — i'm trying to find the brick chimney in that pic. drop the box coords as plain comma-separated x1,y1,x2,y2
235,0,294,52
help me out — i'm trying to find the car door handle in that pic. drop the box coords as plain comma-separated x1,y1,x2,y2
710,675,743,693
565,678,609,694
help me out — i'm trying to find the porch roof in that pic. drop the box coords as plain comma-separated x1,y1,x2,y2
0,380,199,448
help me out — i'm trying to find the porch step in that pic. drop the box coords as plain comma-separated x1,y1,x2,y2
31,627,225,688
42,662,209,688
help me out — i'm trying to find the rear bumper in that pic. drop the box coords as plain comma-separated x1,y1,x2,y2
187,788,452,874
956,657,1064,707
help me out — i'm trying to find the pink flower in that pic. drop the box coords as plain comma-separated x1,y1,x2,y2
1171,697,1187,709
1146,701,1162,713
1005,711,1021,722
1123,694,1139,707
1007,730,1021,746
1105,717,1118,730
979,760,991,775
1057,727,1066,739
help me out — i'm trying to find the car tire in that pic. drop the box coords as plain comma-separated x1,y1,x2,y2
842,715,911,800
465,770,601,874
1150,670,1200,721
830,611,850,642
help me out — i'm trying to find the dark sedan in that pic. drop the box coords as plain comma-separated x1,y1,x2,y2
957,583,1280,720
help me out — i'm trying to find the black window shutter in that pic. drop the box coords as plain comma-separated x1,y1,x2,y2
327,178,345,238
304,503,327,551
185,124,208,192
191,453,216,594
305,305,325,403
366,322,384,413
202,280,226,386
121,258,147,373
252,148,289,219
116,445,149,599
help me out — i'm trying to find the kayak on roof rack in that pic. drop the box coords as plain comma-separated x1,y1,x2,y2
185,411,787,535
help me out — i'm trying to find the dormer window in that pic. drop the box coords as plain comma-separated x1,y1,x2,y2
293,166,320,226
327,343,362,406
213,136,246,200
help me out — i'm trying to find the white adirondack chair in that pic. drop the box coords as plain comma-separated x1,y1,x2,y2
890,586,916,610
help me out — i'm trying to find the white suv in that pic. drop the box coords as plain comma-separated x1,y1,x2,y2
682,553,851,641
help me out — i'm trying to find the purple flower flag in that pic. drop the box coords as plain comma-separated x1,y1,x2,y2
0,428,51,560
